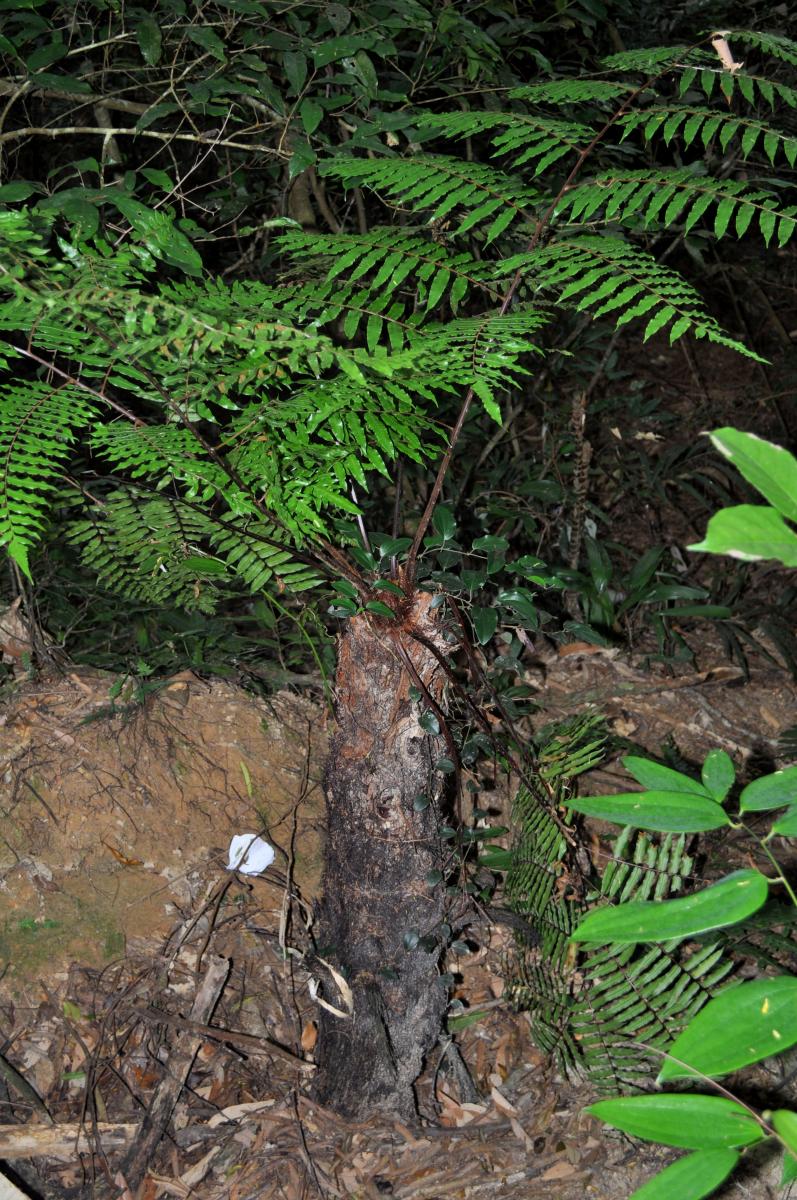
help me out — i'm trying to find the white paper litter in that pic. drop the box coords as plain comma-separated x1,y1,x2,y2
226,833,275,875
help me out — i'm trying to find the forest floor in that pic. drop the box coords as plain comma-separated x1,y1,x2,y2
0,640,795,1200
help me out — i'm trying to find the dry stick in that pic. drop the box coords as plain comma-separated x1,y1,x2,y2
403,52,705,588
120,954,230,1192
0,123,286,156
130,1006,314,1071
0,1121,137,1162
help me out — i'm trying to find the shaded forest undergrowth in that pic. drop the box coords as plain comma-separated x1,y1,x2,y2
0,628,795,1199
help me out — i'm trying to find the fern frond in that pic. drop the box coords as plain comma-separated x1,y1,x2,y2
618,106,797,168
277,226,498,329
555,166,797,248
571,934,732,1093
70,489,322,605
505,235,757,354
416,110,590,175
318,155,540,242
600,46,714,74
0,383,96,576
509,80,634,105
730,29,797,67
404,309,549,422
69,491,224,613
92,424,242,506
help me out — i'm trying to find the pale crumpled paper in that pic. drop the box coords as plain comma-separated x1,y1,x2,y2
226,833,275,875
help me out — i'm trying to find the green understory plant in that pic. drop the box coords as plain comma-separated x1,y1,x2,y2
567,753,797,1198
568,431,797,1199
2,5,797,1132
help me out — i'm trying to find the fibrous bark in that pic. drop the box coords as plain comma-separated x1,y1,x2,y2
314,590,450,1120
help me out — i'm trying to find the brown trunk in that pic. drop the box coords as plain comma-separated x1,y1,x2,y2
313,590,450,1120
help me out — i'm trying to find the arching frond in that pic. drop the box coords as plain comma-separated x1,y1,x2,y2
504,235,758,355
731,28,797,67
618,105,797,167
318,155,540,241
0,383,96,576
555,167,797,247
416,110,591,175
278,226,498,330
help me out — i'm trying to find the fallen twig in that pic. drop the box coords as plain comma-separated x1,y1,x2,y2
119,954,230,1192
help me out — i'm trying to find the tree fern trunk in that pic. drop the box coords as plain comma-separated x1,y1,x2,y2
313,591,449,1120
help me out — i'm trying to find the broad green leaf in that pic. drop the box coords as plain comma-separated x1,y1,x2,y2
701,750,735,804
773,1110,797,1159
112,197,202,275
140,168,173,192
570,869,768,944
433,506,456,540
60,197,99,237
587,1094,763,1149
622,756,708,796
26,41,67,72
628,1149,739,1200
479,846,512,870
688,505,797,567
136,16,162,65
0,182,37,202
447,1007,489,1031
708,428,797,522
782,1149,797,1188
563,789,730,833
471,605,497,645
283,50,308,95
187,26,227,62
365,600,396,619
659,977,797,1082
740,766,797,812
183,555,227,575
771,807,797,837
300,99,324,135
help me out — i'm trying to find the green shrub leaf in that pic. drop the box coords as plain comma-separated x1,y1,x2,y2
773,1110,797,1158
701,750,736,804
587,1094,763,1149
739,765,797,812
707,427,797,522
688,504,797,567
622,755,709,795
627,1149,740,1200
570,869,768,944
563,789,731,832
659,977,797,1081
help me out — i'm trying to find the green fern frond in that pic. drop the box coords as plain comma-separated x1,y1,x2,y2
509,80,634,106
600,45,714,75
404,308,548,422
416,111,590,175
555,166,797,248
279,227,497,322
571,934,732,1093
618,105,797,168
506,235,756,354
730,29,797,67
69,491,224,613
504,716,735,1089
0,383,96,577
92,424,240,505
70,490,322,605
318,155,540,242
